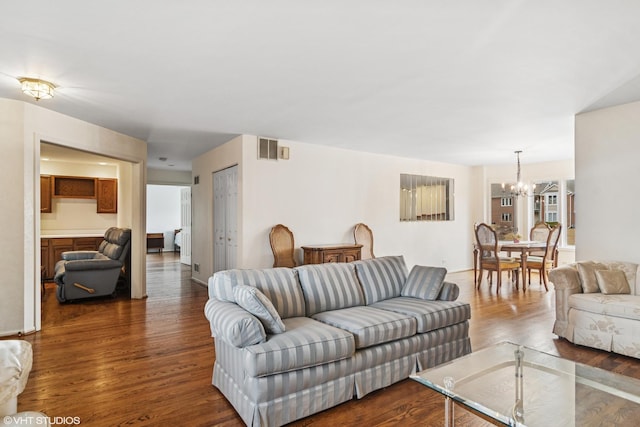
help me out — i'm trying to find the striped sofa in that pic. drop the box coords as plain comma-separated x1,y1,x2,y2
204,256,471,426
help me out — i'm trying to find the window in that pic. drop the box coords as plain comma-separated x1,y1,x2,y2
531,179,575,246
490,183,515,233
400,174,454,221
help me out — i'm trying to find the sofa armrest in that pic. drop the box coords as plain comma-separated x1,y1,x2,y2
548,264,582,337
437,281,459,301
204,299,266,348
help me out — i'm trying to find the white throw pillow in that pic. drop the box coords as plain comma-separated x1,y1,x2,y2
233,284,286,334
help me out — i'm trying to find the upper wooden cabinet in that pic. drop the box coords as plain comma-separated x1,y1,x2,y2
40,175,52,213
97,178,118,213
52,176,97,199
40,175,118,213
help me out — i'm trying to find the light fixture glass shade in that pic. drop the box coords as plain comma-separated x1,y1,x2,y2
18,78,55,100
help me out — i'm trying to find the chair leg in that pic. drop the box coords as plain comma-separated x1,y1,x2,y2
496,270,502,293
477,268,484,290
542,268,549,291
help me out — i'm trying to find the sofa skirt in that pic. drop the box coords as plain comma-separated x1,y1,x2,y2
213,361,355,427
211,321,472,426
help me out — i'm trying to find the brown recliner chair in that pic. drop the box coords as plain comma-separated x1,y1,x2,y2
54,227,131,302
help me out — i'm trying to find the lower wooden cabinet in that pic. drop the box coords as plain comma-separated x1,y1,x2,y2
41,236,104,280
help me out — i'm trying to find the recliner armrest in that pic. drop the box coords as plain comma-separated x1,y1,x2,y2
62,258,123,271
61,251,100,261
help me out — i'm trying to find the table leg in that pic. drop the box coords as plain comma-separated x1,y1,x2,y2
444,396,455,427
521,251,528,291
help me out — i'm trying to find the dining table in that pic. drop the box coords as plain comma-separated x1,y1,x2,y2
473,240,548,291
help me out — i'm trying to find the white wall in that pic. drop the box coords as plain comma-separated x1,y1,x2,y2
0,98,147,336
40,160,118,235
575,100,640,263
147,168,191,185
191,134,477,283
147,184,187,249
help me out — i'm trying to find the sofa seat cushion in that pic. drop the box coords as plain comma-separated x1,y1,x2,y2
244,317,355,377
371,297,471,333
569,293,640,321
312,306,416,349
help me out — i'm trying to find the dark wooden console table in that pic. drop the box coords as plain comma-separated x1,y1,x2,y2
301,244,362,265
147,233,164,253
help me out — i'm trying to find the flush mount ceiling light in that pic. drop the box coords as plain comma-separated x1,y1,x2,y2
18,77,56,101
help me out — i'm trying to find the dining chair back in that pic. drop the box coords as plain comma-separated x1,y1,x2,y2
269,224,296,268
529,221,551,257
353,223,375,260
526,224,562,290
474,223,520,292
530,221,551,242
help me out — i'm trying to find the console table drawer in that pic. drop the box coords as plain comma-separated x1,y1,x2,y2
302,244,362,265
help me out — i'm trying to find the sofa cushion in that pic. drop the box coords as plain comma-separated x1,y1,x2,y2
569,293,640,321
353,256,408,305
234,285,286,334
596,270,631,295
204,299,266,347
577,261,609,293
296,263,364,316
208,268,306,318
401,265,447,300
312,306,416,349
244,317,355,377
371,297,471,334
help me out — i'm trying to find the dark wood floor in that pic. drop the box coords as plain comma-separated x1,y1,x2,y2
6,254,640,426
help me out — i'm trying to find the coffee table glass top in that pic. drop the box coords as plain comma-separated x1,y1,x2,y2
411,342,640,426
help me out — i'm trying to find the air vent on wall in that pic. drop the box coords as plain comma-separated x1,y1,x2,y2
258,137,278,160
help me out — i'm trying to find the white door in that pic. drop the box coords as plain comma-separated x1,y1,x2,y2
180,187,192,265
213,166,238,272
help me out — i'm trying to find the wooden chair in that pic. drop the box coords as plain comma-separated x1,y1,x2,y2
526,224,561,291
269,224,296,268
353,223,375,260
529,221,551,257
475,223,520,292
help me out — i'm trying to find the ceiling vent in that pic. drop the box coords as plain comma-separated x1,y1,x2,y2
258,137,278,160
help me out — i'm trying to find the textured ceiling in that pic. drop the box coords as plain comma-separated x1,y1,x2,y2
2,1,640,171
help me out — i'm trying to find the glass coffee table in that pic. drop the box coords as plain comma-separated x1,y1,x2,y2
411,342,640,426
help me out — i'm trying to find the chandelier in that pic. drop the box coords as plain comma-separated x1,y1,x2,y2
502,150,534,197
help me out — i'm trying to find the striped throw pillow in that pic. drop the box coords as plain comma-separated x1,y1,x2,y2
234,285,286,334
401,265,447,300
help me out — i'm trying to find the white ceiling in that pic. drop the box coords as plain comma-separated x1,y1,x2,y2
3,1,640,171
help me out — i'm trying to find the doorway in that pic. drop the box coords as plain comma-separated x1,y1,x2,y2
36,140,146,331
